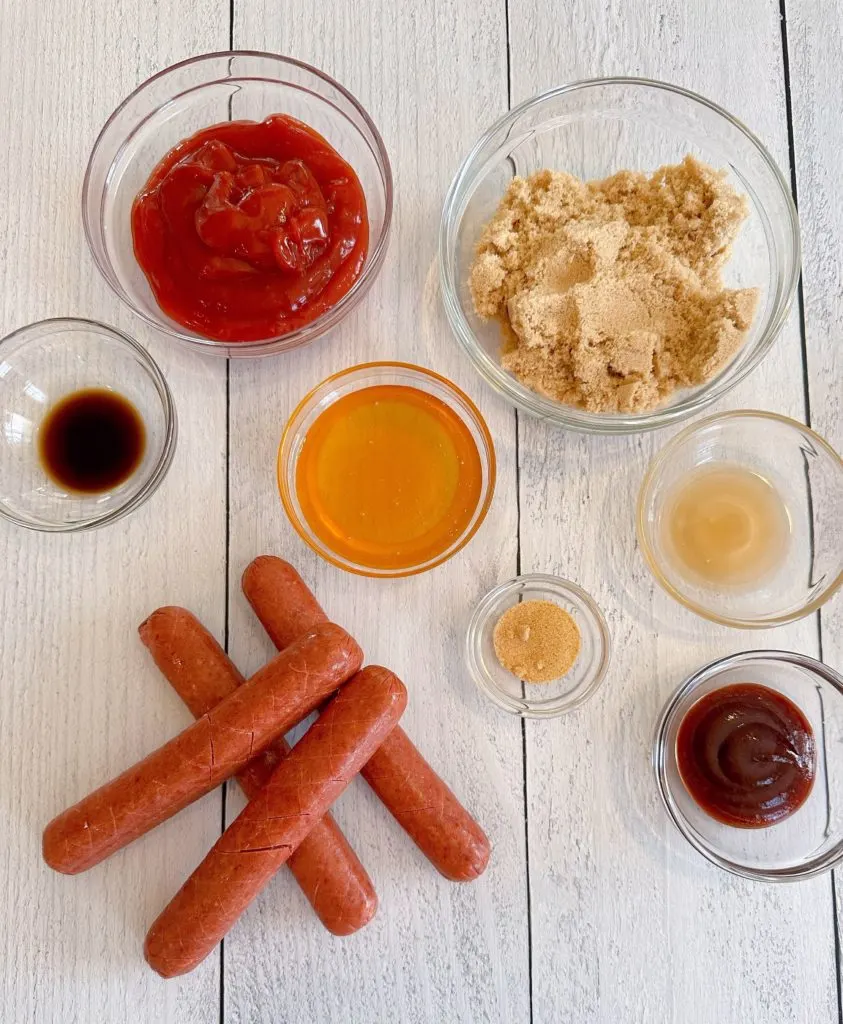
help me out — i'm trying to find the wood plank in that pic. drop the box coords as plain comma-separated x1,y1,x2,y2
788,0,843,1005
507,1,838,1022
224,2,529,1022
0,4,227,1022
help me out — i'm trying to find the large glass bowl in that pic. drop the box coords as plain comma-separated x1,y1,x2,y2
439,78,800,433
654,651,843,881
277,362,496,578
0,318,176,532
83,51,393,357
637,411,843,627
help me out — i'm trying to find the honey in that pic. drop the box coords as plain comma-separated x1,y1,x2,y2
295,384,483,570
661,464,791,588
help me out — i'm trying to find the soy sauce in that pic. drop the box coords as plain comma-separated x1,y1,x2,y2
39,388,146,493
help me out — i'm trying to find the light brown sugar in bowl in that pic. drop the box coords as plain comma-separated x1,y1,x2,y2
469,156,760,414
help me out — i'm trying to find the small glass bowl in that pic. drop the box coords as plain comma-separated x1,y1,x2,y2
278,362,496,577
83,51,393,357
439,77,800,433
654,650,843,881
637,410,843,628
0,318,176,532
466,575,610,717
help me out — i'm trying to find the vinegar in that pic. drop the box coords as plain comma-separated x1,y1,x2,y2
661,464,791,588
295,384,483,571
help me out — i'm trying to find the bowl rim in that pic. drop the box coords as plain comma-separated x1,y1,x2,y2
0,316,178,533
653,648,843,881
277,360,497,577
465,572,612,718
82,49,394,358
438,75,802,434
636,409,843,627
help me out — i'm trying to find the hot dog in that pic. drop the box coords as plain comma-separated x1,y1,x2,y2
145,666,407,978
242,556,491,882
356,726,490,881
43,622,362,875
138,606,377,936
243,556,329,648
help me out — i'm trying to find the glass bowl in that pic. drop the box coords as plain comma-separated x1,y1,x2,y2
0,318,176,532
654,650,843,881
637,410,843,627
83,51,393,357
278,362,496,577
439,77,800,434
466,574,610,717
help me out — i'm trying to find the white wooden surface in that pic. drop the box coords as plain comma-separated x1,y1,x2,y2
0,1,840,1022
789,0,843,988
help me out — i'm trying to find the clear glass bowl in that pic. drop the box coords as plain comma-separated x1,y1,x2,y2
277,362,496,577
439,77,800,433
0,318,176,531
83,51,393,357
637,410,843,627
466,574,610,717
654,650,843,881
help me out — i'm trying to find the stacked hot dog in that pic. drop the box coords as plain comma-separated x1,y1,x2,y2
42,556,490,977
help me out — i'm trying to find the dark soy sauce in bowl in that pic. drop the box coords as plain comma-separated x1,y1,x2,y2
38,388,146,494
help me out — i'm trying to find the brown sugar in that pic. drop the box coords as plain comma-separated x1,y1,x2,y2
492,600,581,684
469,156,760,414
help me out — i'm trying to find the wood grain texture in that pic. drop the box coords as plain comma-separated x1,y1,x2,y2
0,2,227,1021
788,0,843,1003
2,0,841,1021
508,1,837,1022
224,1,528,1022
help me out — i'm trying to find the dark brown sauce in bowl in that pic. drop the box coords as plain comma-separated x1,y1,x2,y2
676,683,816,828
38,388,146,494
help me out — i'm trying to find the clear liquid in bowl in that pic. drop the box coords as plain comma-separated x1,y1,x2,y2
661,463,792,589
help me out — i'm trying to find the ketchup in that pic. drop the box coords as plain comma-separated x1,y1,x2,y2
676,683,815,828
131,115,368,342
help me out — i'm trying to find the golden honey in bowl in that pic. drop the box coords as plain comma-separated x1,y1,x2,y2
660,463,791,588
295,384,483,571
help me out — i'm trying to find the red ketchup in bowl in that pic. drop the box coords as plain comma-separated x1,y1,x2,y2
132,114,368,342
